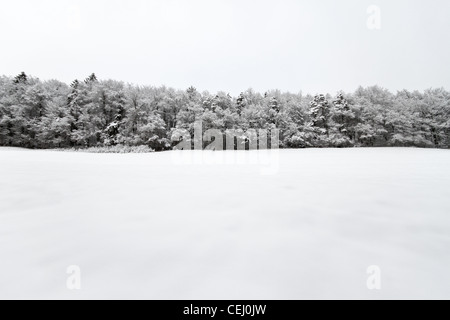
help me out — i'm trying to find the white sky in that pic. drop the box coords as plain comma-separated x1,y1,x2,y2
0,0,449,95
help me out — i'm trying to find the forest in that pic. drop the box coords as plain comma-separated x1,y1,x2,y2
0,72,449,151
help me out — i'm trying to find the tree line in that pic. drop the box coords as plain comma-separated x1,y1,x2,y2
0,72,449,151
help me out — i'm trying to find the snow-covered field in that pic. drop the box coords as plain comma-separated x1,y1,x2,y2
0,147,449,300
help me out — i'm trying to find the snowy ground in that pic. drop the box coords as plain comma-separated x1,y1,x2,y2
0,147,449,300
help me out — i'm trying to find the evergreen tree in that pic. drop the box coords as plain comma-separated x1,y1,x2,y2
68,79,81,138
236,93,246,115
13,72,28,85
309,94,330,133
329,93,355,146
85,73,98,84
306,94,330,146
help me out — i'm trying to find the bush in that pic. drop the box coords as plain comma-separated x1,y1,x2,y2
62,145,155,153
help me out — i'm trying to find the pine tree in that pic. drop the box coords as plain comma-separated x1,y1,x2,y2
309,94,330,134
236,93,246,115
84,73,98,84
330,93,355,146
104,97,126,146
269,97,280,113
68,80,81,131
187,86,197,101
13,72,28,85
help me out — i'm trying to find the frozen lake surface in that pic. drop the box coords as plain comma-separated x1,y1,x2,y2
0,148,449,299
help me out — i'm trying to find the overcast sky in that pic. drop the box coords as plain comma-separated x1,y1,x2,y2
0,0,449,95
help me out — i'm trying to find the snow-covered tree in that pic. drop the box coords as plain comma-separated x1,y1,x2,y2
306,94,331,146
0,73,449,150
329,93,356,147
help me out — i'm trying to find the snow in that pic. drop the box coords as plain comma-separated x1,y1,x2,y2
0,147,449,299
